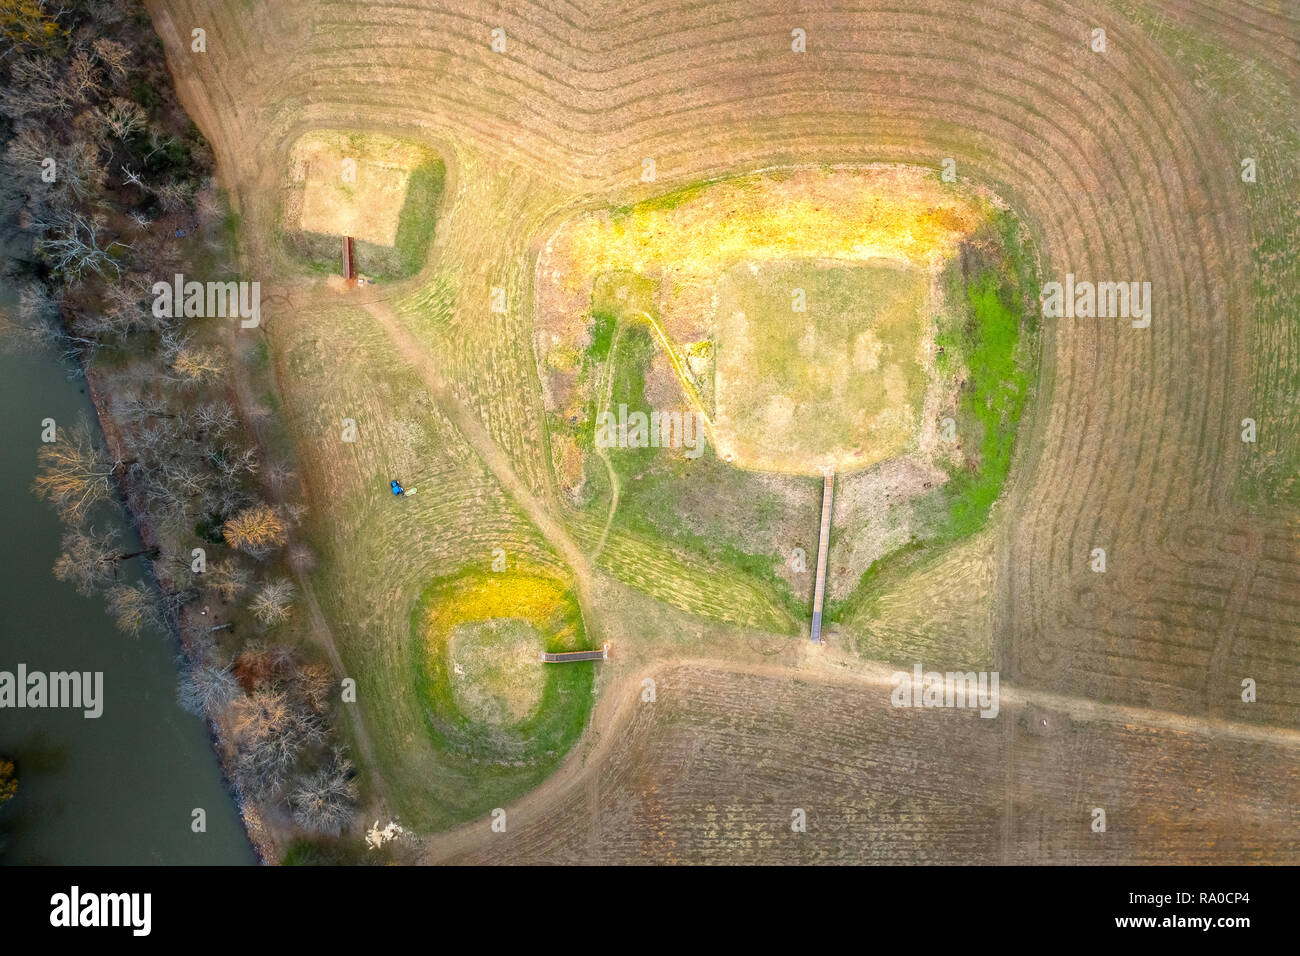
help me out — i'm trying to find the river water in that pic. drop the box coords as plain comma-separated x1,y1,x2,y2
0,327,254,865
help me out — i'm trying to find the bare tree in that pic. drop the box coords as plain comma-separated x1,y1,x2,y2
230,688,324,798
33,418,122,524
157,458,208,500
3,121,55,179
177,658,240,719
10,137,112,210
189,400,238,438
73,298,147,343
296,660,332,714
96,96,144,139
1,55,68,118
105,580,161,636
91,38,131,80
222,503,286,558
169,344,225,386
52,525,154,596
250,578,295,628
0,284,94,358
111,387,175,425
130,467,189,526
132,417,181,460
155,179,190,213
36,211,128,279
289,749,358,836
211,443,259,482
84,1,126,28
59,50,102,107
263,459,297,494
207,558,251,601
52,525,117,595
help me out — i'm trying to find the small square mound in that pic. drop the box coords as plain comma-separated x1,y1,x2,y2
285,130,444,278
292,131,428,246
713,258,930,474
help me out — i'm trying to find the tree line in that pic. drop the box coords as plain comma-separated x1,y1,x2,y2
1,0,358,847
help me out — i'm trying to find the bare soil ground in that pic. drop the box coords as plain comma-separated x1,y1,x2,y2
434,661,1300,864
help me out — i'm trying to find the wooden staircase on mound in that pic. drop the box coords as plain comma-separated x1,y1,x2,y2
810,472,834,644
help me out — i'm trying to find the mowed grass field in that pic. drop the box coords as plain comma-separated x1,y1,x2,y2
149,0,1300,861
270,299,578,828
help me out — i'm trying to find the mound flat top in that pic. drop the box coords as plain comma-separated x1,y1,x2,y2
291,131,425,247
713,258,929,474
448,618,546,727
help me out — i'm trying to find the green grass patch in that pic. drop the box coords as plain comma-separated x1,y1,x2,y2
831,209,1040,620
390,161,445,277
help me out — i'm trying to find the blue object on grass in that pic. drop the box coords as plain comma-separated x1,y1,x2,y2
390,480,404,496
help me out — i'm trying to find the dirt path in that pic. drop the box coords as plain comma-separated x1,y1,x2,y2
590,324,625,561
633,310,716,442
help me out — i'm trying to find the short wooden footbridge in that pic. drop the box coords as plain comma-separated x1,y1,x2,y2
542,643,610,663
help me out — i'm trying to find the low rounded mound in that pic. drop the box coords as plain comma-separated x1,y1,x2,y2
413,567,594,765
